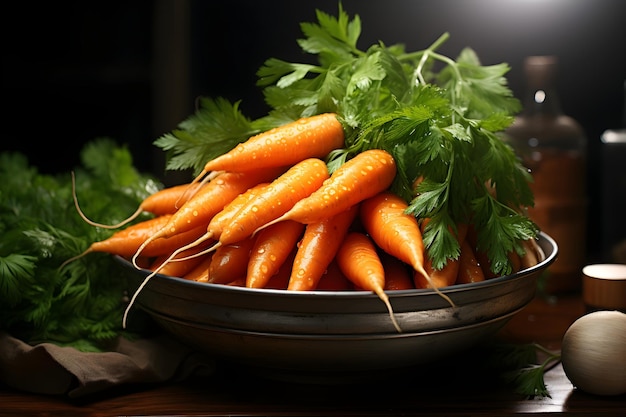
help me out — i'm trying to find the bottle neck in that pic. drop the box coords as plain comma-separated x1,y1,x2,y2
521,56,563,117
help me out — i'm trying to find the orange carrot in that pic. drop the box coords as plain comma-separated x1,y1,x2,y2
150,240,213,278
246,220,304,289
72,170,203,229
359,191,454,305
261,149,396,230
264,249,297,290
456,239,485,284
59,215,202,269
205,182,269,241
217,158,330,247
134,224,208,258
182,253,213,282
416,256,460,289
315,259,353,291
79,214,171,257
192,113,344,182
359,191,428,279
225,278,246,287
336,232,402,333
287,205,358,291
208,237,255,285
123,169,282,328
131,168,282,266
381,253,414,290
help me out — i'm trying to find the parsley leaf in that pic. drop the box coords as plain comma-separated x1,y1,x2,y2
0,138,157,351
154,97,258,175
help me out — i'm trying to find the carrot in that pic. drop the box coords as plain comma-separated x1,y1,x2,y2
182,253,213,282
206,182,269,241
124,232,217,328
225,278,246,287
381,253,414,290
456,239,485,284
287,205,358,291
191,113,344,182
171,184,273,265
260,149,396,231
264,249,297,290
315,259,353,291
416,256,460,289
150,242,213,278
208,237,255,285
359,191,454,306
134,224,209,258
123,169,283,328
71,214,170,259
217,158,330,247
246,220,304,289
360,192,428,278
131,168,282,267
72,170,203,229
336,232,402,333
59,215,204,269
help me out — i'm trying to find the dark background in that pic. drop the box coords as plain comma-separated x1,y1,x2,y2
2,0,625,261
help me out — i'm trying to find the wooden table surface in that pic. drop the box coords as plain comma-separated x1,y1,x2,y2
2,293,625,416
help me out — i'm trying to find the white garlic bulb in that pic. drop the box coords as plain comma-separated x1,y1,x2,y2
561,310,626,396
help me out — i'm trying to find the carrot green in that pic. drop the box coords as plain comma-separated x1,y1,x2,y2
0,138,158,351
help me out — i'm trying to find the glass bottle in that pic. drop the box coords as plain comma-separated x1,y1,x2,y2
506,56,587,294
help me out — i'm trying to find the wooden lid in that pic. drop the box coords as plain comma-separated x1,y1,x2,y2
582,264,626,311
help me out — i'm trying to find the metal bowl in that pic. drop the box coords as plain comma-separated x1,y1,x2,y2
118,232,556,376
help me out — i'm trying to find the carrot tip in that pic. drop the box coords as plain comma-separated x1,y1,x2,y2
123,268,158,329
418,267,456,308
72,171,144,229
57,247,93,271
376,288,402,333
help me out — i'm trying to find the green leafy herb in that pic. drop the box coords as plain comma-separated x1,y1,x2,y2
0,138,159,351
487,343,562,399
154,4,538,275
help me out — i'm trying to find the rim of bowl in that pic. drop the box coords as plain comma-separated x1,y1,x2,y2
143,302,525,339
118,231,557,299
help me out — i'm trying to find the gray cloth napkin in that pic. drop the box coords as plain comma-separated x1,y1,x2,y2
0,331,215,398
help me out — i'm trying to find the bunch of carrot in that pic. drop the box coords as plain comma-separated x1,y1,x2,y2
69,113,542,333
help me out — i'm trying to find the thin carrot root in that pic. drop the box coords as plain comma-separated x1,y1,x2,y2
71,171,144,229
132,233,160,268
169,240,222,263
374,287,402,334
124,232,219,327
182,169,223,203
416,267,456,308
360,191,456,308
336,232,403,333
57,247,94,271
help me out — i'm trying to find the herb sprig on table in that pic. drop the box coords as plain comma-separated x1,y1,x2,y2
155,4,537,275
0,138,159,351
